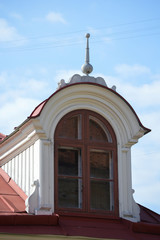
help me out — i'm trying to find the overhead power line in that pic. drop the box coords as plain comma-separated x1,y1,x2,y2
1,16,160,44
0,17,160,53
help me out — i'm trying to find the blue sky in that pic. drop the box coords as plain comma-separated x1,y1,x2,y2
0,0,160,214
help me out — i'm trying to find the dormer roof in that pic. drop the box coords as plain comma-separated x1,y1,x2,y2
29,76,151,136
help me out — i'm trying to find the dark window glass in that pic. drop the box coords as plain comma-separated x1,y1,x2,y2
90,150,113,179
58,115,81,139
58,148,81,176
90,181,114,211
89,119,107,142
89,116,112,143
58,178,82,208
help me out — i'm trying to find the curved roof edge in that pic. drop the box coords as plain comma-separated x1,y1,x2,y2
29,100,46,118
29,82,151,135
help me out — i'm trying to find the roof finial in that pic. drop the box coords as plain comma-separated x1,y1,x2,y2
81,33,93,75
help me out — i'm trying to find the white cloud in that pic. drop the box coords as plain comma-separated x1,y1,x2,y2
20,78,48,92
46,12,67,24
0,68,52,135
94,73,160,110
0,18,19,41
115,64,151,78
139,111,160,144
119,80,160,108
0,18,27,45
0,97,40,135
95,71,160,110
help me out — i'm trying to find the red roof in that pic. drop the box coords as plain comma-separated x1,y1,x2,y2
29,100,46,118
0,168,160,239
140,204,160,224
0,215,160,239
0,168,27,213
0,168,58,226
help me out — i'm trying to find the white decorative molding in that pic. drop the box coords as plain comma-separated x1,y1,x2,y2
58,74,117,91
58,74,108,88
0,120,47,166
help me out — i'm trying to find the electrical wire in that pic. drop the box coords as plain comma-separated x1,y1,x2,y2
0,17,160,53
1,16,160,44
1,31,160,53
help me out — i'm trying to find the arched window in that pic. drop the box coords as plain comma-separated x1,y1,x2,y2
54,110,118,217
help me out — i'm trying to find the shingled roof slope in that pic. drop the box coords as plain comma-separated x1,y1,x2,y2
0,168,27,213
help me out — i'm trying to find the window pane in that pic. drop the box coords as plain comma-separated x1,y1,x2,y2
58,148,81,176
90,150,113,179
90,180,114,211
89,116,112,143
58,178,82,209
58,115,82,139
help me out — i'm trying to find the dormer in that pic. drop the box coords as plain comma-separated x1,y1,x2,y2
0,34,150,222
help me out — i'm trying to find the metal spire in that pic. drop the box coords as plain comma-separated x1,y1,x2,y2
81,33,93,75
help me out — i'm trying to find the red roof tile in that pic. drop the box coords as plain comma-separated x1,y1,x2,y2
29,100,46,118
0,168,27,213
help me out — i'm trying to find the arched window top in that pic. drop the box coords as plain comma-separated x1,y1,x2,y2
89,115,112,143
57,114,82,140
55,110,115,145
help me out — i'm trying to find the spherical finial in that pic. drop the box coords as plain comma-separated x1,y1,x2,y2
86,33,90,38
81,63,93,75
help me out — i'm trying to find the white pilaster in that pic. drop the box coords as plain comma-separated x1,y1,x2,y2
37,138,53,215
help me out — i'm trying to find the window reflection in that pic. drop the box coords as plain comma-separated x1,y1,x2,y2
89,116,112,143
90,181,114,211
58,178,82,208
58,148,81,177
90,150,113,179
58,115,82,139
